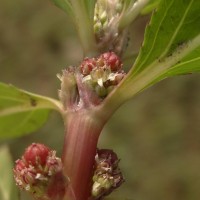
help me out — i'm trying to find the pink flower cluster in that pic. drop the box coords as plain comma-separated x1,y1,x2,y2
13,143,63,200
92,149,124,199
79,52,125,98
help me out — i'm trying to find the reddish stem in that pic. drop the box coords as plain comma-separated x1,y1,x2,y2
62,111,105,200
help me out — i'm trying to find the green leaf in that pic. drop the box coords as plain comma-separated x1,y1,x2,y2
122,0,200,90
0,83,62,140
132,0,200,75
0,145,19,200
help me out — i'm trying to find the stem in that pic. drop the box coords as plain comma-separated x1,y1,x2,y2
62,110,105,200
70,0,98,57
119,0,150,30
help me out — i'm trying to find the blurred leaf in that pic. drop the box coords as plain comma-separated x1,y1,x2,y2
123,0,132,10
0,83,62,140
68,0,97,55
141,0,161,15
0,145,19,200
49,0,97,55
84,0,96,20
49,0,73,17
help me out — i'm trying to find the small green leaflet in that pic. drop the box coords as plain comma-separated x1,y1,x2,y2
0,83,62,140
0,145,19,200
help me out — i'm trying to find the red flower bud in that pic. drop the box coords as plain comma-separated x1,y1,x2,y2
24,143,50,166
96,149,118,167
78,52,125,99
80,58,97,75
14,159,37,189
99,51,122,72
15,159,27,171
14,143,64,200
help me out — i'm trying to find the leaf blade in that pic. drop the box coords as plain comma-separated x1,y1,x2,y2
0,83,62,140
132,0,200,75
164,46,200,76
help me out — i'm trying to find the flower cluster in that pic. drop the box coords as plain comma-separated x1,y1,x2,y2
13,143,64,200
91,149,124,199
80,51,125,98
94,0,126,54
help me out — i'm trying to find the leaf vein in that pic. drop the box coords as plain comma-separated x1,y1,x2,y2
159,0,194,58
170,56,200,69
10,111,35,134
134,0,174,73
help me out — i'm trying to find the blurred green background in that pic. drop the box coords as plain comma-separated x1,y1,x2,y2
0,1,200,200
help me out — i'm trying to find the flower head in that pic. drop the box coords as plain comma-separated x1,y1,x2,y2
80,52,125,98
13,143,64,200
98,51,122,72
23,143,50,166
91,149,124,199
80,58,97,76
94,0,127,54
